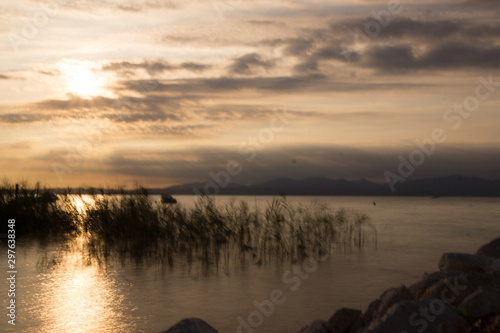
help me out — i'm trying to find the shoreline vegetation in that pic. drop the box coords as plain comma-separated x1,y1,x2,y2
0,180,376,268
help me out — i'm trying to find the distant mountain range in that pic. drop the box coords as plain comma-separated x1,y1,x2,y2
151,175,500,196
57,176,500,196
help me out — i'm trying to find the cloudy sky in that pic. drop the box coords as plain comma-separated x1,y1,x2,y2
1,0,499,188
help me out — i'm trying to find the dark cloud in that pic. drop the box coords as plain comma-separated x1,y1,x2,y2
364,43,500,71
38,69,60,76
180,62,211,72
102,60,174,74
123,76,314,93
122,74,351,94
328,16,500,40
0,112,54,123
461,0,499,9
364,45,415,70
229,53,275,75
464,24,500,39
283,38,315,56
294,59,319,73
102,60,210,74
0,74,9,79
122,74,429,95
116,123,215,137
420,44,500,68
0,94,323,135
290,17,500,72
310,45,360,66
375,18,500,40
0,95,181,125
162,34,198,44
376,18,461,39
332,18,463,40
53,144,500,185
248,20,283,26
35,95,116,110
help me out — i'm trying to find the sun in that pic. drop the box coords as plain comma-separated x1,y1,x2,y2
61,60,107,98
68,67,100,97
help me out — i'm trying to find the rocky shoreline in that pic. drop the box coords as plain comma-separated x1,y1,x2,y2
161,237,500,333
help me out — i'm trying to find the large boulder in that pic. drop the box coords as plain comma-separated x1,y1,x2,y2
363,285,414,325
362,299,381,326
361,300,468,333
328,308,362,333
459,286,500,321
419,271,494,306
347,318,364,333
438,253,494,273
409,271,460,300
491,259,500,272
160,318,219,333
476,238,500,258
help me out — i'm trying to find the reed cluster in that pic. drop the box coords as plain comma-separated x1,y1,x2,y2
0,180,77,236
0,180,376,267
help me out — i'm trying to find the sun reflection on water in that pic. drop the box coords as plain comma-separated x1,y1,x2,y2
68,195,97,214
30,236,137,333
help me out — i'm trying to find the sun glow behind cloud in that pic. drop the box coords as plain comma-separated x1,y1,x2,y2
60,60,111,98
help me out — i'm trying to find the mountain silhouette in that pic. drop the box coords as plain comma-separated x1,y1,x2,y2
153,175,500,196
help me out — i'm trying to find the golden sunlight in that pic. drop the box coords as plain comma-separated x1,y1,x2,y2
34,235,132,332
61,60,107,98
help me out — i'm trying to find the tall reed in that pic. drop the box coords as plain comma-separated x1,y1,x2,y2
0,181,376,268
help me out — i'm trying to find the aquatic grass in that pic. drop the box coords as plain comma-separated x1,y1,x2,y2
0,180,78,236
0,180,376,268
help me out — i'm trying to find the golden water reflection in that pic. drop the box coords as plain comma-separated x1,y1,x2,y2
69,195,96,214
31,236,137,333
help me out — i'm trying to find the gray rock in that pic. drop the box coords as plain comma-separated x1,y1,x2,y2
347,317,364,333
420,271,494,307
362,299,381,326
477,238,500,258
438,253,494,273
491,259,500,272
363,285,414,325
409,271,460,300
160,318,219,333
361,300,468,333
459,286,500,321
299,319,333,333
328,308,362,333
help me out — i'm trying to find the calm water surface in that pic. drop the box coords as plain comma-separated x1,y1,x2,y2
1,196,500,332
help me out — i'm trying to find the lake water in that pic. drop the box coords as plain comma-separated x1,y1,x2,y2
1,195,500,333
